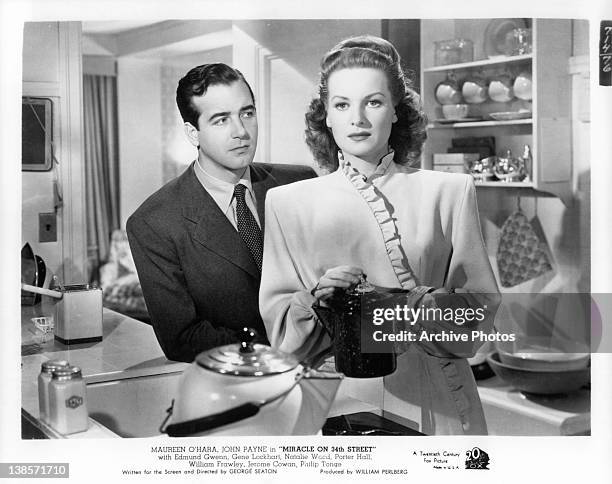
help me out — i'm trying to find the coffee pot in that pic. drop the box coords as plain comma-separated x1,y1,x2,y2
312,277,397,378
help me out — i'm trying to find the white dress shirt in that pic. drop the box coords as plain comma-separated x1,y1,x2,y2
193,160,261,229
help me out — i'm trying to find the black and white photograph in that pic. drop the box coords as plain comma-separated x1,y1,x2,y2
1,0,611,482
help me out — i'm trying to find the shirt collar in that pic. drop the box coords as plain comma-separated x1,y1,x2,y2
193,160,255,212
338,150,395,181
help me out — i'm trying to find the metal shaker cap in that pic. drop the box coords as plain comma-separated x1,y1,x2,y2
41,360,70,374
52,366,83,380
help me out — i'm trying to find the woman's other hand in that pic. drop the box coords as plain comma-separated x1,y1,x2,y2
311,265,364,302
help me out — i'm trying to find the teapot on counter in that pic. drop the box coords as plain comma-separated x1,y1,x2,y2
160,328,343,436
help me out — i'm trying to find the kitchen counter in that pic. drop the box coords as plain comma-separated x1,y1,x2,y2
21,305,398,438
21,305,189,438
21,305,590,438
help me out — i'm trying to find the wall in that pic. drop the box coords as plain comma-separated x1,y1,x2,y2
22,22,87,284
233,20,382,170
160,46,232,183
116,57,163,228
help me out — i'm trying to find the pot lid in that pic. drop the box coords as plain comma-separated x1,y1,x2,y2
195,328,299,376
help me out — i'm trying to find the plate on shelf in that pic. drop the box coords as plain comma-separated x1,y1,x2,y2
434,118,482,124
489,111,532,121
483,18,528,57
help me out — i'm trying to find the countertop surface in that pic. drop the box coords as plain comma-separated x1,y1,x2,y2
21,304,590,438
21,305,189,438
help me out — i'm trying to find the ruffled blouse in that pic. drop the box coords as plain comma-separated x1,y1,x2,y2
339,151,418,290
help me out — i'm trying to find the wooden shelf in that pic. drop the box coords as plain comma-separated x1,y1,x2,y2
474,180,534,188
423,54,533,73
427,119,532,129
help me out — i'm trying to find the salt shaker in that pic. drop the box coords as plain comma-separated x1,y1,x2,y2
37,360,69,423
48,366,89,435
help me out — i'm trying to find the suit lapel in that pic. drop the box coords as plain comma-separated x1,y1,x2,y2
180,165,259,279
250,164,278,232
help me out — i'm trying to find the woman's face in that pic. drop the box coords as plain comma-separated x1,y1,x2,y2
326,67,397,164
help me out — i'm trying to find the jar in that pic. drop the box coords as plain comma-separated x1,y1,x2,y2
434,39,474,66
506,28,532,55
48,366,89,435
37,360,69,424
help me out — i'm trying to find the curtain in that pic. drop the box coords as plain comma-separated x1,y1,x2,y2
83,74,120,282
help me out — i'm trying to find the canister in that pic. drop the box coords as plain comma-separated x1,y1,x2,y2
37,359,70,423
48,366,89,435
54,284,103,344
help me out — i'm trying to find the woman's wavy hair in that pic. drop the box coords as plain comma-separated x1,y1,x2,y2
305,35,427,171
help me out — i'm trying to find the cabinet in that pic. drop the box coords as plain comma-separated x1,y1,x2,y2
419,19,573,205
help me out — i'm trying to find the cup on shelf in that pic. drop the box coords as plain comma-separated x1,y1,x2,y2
442,104,469,120
435,73,463,105
461,75,488,104
513,70,533,101
488,74,515,103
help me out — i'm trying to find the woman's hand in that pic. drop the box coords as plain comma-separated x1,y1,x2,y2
311,265,364,302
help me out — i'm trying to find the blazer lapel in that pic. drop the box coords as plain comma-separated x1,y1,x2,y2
180,165,259,279
251,164,278,232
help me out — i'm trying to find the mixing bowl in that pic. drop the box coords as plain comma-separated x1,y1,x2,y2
487,352,590,395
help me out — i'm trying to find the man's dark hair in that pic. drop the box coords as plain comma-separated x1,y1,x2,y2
176,63,255,129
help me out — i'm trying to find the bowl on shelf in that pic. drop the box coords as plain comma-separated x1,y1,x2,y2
486,352,590,395
442,104,469,120
496,336,590,371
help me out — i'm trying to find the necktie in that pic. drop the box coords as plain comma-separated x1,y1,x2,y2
234,183,263,271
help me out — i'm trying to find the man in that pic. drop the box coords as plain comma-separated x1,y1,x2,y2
127,63,315,362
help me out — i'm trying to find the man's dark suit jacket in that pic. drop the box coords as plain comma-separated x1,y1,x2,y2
126,162,316,362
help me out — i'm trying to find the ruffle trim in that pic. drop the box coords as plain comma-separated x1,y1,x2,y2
439,359,472,432
339,151,418,290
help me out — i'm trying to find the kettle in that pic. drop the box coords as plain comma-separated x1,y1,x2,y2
160,328,342,436
312,277,398,379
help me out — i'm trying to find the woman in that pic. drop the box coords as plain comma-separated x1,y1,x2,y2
259,35,500,435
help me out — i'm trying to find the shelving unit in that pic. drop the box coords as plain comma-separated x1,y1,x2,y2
420,19,573,205
422,53,533,73
428,119,532,129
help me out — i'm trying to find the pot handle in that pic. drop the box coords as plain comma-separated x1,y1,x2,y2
160,366,313,436
160,400,260,437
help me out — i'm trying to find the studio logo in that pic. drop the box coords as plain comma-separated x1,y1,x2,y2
465,447,490,469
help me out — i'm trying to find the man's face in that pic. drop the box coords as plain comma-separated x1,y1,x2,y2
186,80,258,183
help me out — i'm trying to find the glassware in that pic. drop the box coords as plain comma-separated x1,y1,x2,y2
468,157,496,181
506,28,532,55
493,149,523,182
434,39,474,66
